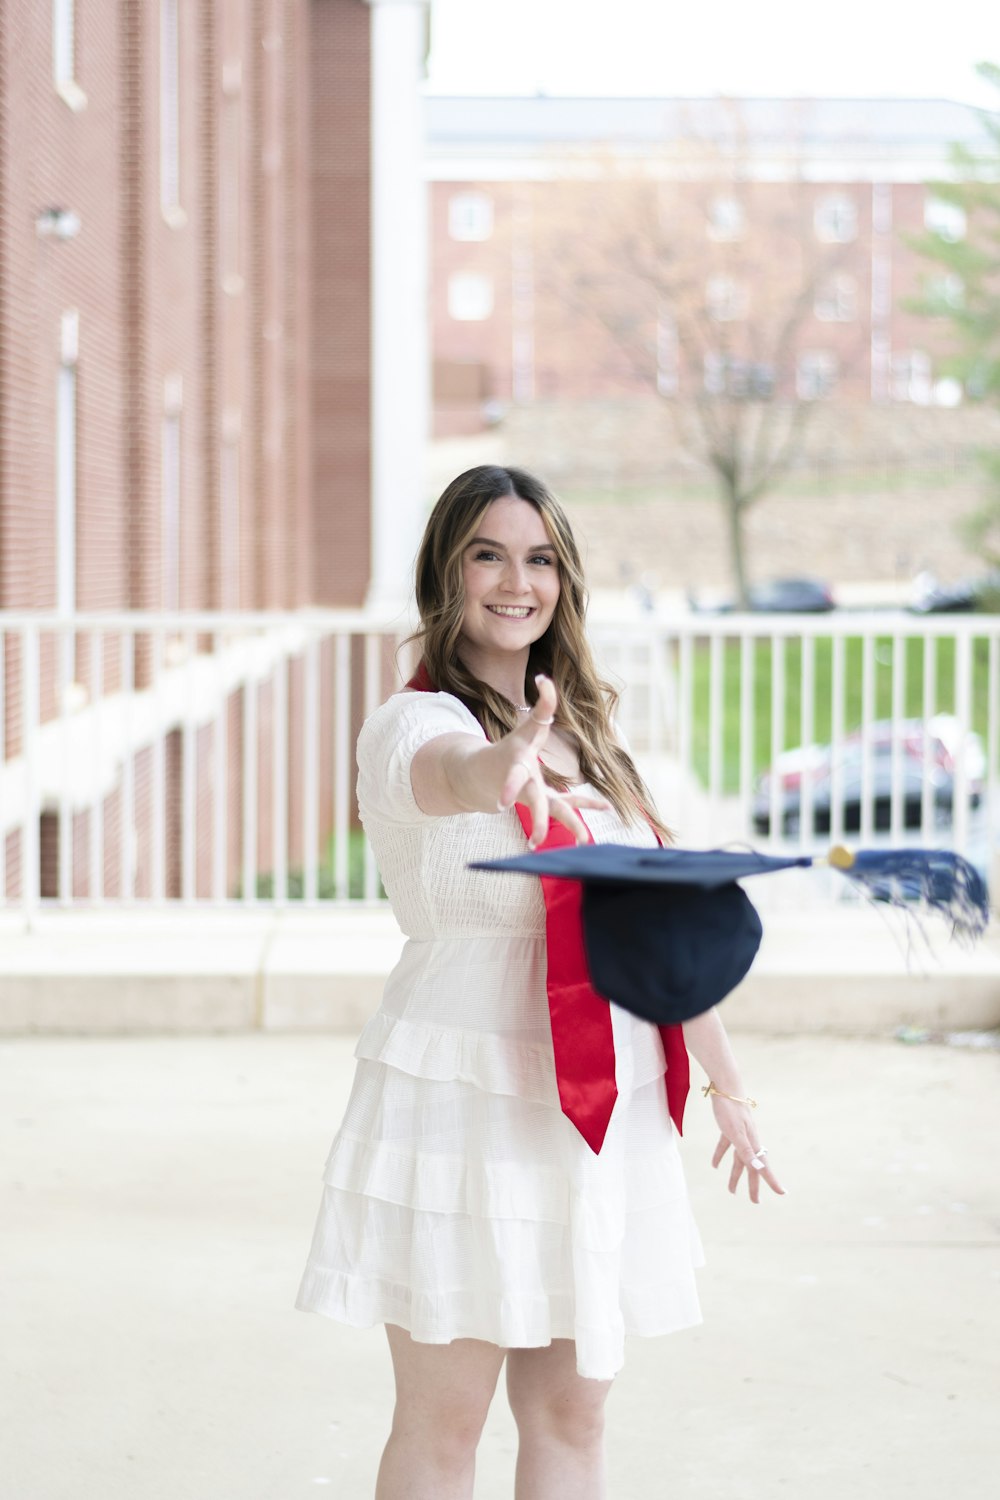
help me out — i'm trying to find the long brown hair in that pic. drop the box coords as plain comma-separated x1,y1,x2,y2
410,464,671,839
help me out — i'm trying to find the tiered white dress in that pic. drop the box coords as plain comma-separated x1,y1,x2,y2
295,690,704,1380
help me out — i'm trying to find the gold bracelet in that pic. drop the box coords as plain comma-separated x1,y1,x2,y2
702,1082,758,1109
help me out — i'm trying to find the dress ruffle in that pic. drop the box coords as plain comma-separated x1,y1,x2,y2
354,1002,673,1107
295,1064,704,1381
354,1009,561,1108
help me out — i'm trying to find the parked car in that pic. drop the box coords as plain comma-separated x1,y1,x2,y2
689,576,836,614
746,577,836,613
752,715,984,837
908,569,1000,615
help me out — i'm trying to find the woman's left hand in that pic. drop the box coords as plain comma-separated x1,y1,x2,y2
709,1096,785,1204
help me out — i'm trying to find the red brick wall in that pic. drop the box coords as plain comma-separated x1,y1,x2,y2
0,0,375,903
0,5,125,615
1,0,358,621
288,2,315,609
310,0,371,607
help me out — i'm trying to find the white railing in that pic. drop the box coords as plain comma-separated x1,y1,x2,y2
0,611,418,923
600,611,998,875
1,609,996,921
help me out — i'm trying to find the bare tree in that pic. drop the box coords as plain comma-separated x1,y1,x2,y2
533,126,867,604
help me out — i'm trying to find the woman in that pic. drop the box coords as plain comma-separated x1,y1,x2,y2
296,465,783,1500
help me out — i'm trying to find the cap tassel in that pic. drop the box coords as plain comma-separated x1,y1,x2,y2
818,845,989,942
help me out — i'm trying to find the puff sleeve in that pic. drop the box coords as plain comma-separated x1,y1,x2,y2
356,691,485,826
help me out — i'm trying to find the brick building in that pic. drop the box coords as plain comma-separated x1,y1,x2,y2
0,0,430,905
426,96,988,438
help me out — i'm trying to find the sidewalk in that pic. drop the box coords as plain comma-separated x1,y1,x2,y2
2,1031,998,1500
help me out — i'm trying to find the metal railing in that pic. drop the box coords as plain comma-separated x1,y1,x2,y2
600,611,998,857
1,609,997,920
0,611,417,921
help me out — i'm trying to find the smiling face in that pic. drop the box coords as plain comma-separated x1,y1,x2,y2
457,494,561,673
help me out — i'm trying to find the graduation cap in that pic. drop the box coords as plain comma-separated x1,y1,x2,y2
469,843,989,1027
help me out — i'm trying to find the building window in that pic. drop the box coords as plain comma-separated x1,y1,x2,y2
53,0,73,84
53,0,86,109
707,196,745,241
924,196,966,243
56,312,79,616
449,192,493,242
814,194,857,243
933,377,963,408
512,330,535,402
160,0,184,225
890,350,932,405
926,273,965,312
162,379,182,611
797,351,838,401
703,352,726,396
448,272,494,322
704,353,774,399
510,196,535,400
815,274,857,322
706,275,748,322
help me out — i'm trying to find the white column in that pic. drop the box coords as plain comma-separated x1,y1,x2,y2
365,0,430,611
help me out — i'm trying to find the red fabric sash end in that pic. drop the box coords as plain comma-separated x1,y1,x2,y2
514,804,618,1153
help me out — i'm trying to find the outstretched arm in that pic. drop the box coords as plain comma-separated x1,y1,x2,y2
410,675,609,847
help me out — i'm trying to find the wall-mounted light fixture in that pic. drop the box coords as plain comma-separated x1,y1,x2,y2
36,207,81,240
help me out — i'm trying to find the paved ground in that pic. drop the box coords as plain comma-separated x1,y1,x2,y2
3,1031,999,1500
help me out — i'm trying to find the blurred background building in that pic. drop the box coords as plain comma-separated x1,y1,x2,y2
0,0,377,617
428,94,985,441
0,0,429,902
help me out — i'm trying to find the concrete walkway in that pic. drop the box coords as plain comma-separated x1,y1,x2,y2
3,1031,998,1500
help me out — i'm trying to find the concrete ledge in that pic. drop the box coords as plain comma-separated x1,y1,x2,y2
0,909,404,1036
0,905,997,1037
725,904,1000,1034
730,969,1000,1034
0,974,260,1034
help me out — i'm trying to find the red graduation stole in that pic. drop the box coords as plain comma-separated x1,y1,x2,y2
406,663,689,1154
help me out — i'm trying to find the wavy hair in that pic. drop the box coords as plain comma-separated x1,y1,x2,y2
410,464,671,839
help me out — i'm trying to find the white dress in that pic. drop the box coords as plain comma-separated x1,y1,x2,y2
295,690,704,1380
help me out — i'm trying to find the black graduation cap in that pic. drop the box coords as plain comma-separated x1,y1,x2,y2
469,844,989,1026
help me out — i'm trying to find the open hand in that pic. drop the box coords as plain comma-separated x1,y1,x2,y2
495,675,611,847
709,1095,786,1204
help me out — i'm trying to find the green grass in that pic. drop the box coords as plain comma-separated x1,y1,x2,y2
252,828,385,901
689,634,996,792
